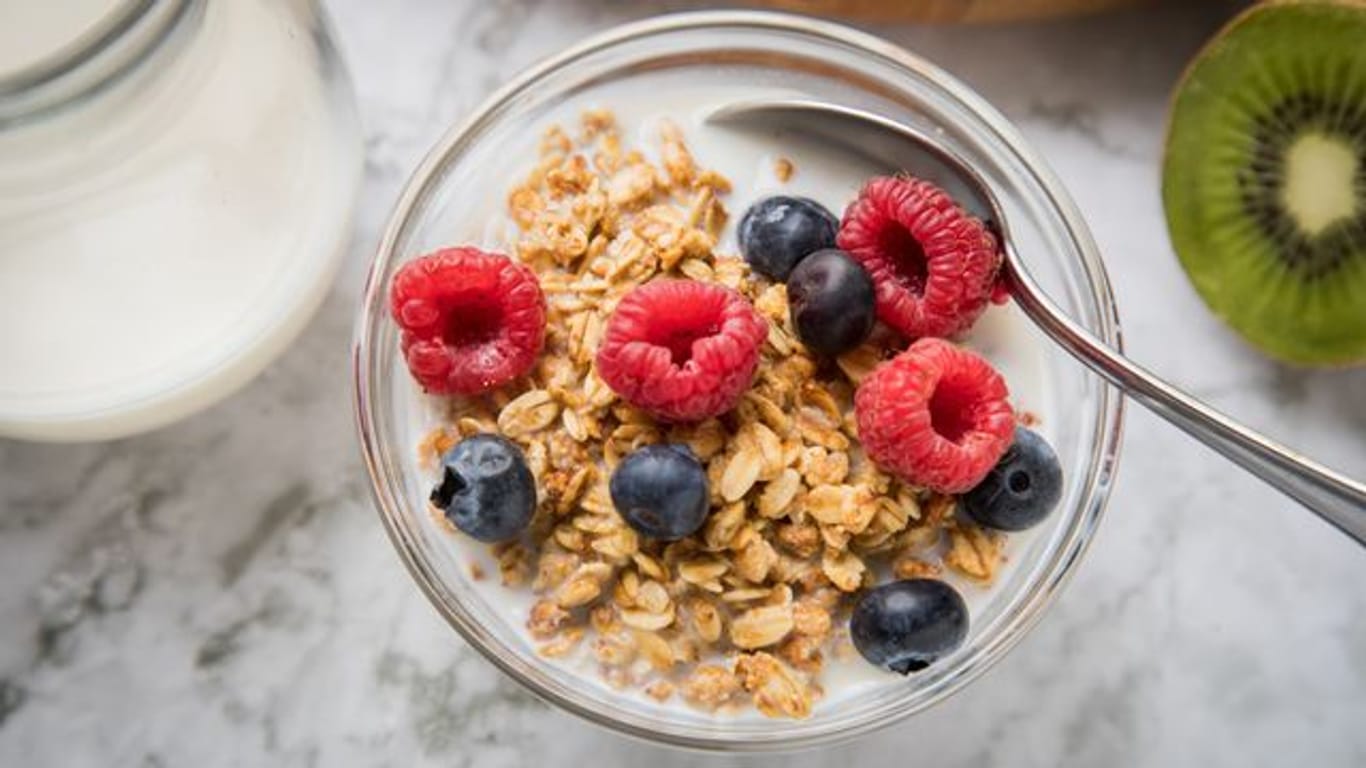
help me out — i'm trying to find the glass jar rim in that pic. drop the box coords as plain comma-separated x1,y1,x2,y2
354,9,1125,751
0,0,196,125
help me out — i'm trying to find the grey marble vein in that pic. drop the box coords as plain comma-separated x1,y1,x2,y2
2,0,1363,766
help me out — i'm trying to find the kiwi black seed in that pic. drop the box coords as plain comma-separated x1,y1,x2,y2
1163,0,1366,366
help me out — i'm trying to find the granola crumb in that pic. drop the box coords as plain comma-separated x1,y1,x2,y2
773,156,795,182
427,503,458,535
681,664,742,710
892,553,942,580
735,652,811,719
528,600,570,639
417,426,458,469
944,521,1004,584
469,562,486,581
645,680,675,702
538,627,585,658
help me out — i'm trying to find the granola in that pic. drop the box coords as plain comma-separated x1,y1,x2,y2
417,110,1013,718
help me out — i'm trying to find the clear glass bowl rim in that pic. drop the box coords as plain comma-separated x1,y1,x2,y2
353,10,1125,752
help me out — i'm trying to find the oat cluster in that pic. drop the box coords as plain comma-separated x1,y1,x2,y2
418,110,1006,718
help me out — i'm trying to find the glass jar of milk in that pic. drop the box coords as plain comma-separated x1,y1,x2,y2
0,0,362,441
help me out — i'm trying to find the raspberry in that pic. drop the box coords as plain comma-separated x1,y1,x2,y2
390,247,545,395
838,176,1001,340
595,280,767,422
855,337,1014,494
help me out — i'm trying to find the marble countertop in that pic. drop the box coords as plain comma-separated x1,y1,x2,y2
3,1,1364,765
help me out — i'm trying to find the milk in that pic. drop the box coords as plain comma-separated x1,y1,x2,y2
402,78,1058,715
0,0,122,77
0,0,360,440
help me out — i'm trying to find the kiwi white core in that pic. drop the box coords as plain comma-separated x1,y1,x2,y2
1281,132,1358,236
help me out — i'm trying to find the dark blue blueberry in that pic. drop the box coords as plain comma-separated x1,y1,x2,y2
786,248,876,356
738,196,839,280
850,579,968,675
609,444,709,540
430,434,536,543
961,427,1062,532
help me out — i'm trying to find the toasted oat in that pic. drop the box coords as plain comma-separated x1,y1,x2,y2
900,519,945,552
778,635,823,673
758,468,802,519
720,447,763,502
417,426,459,469
672,418,727,460
590,604,619,635
561,407,589,442
594,632,637,667
635,579,671,614
734,537,779,583
688,596,724,644
731,603,795,649
821,549,867,593
792,599,833,640
554,562,612,608
633,630,676,672
776,521,821,558
923,492,957,526
495,542,531,587
800,447,850,486
620,605,676,632
659,120,696,188
703,502,746,552
528,600,571,639
632,552,668,582
721,587,770,604
944,521,1004,583
735,652,811,719
754,284,789,324
744,392,790,434
678,557,729,590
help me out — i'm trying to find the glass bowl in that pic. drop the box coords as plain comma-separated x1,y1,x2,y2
353,11,1123,752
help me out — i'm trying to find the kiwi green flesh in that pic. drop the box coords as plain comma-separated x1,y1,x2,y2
1163,1,1366,366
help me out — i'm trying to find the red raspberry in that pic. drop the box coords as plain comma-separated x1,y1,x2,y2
596,280,767,422
838,176,1001,339
390,247,545,395
855,337,1014,494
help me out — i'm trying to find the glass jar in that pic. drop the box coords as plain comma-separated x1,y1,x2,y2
355,11,1124,751
0,0,362,441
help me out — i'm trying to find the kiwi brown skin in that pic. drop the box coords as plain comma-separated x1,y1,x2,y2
1162,0,1366,368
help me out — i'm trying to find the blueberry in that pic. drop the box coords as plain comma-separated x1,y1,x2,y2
850,579,968,674
961,427,1062,532
430,434,536,543
609,444,709,540
786,249,876,356
738,196,839,280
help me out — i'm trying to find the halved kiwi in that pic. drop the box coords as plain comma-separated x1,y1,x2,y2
1163,0,1366,366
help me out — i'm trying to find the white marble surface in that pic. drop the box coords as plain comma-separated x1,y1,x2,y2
3,1,1365,765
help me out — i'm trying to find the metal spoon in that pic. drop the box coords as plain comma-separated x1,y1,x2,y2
708,98,1366,544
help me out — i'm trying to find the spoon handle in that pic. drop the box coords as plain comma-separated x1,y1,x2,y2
1008,261,1366,545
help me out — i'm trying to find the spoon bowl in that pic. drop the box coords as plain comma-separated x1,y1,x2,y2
709,98,1366,544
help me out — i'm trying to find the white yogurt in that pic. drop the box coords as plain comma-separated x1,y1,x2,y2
0,0,360,440
407,79,1057,716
